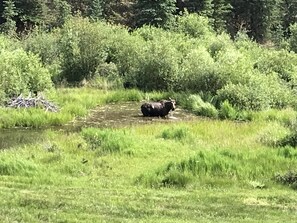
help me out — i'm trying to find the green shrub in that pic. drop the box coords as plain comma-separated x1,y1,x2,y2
133,37,181,91
22,29,62,82
171,13,214,39
59,17,110,83
0,49,52,102
218,73,294,110
288,23,297,53
254,49,297,83
219,100,237,120
184,95,218,118
86,62,123,90
180,47,218,93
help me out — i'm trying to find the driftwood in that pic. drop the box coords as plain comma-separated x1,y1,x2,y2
7,93,59,112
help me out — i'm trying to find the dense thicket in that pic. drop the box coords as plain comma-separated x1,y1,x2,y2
0,14,297,114
1,1,297,116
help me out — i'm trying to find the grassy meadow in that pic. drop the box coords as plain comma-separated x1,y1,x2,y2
1,89,297,222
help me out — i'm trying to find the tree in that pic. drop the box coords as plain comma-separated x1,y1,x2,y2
279,0,297,37
89,0,103,21
134,0,176,28
102,0,136,26
176,0,213,17
228,0,281,42
1,0,18,35
211,0,232,33
14,0,46,25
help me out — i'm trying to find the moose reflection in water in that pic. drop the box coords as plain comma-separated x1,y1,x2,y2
141,98,176,118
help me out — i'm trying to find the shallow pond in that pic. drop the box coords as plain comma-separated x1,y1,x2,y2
0,102,198,149
70,102,198,128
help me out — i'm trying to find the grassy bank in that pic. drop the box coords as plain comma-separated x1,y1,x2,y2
0,88,146,128
1,117,297,222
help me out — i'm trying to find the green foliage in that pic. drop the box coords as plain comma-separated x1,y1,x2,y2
1,0,17,36
180,46,217,92
22,29,62,83
184,95,218,118
161,126,190,141
288,23,297,53
275,170,297,190
133,38,181,91
219,100,237,120
0,156,37,176
218,73,294,110
171,13,214,38
81,127,134,154
277,132,297,148
257,122,290,147
89,0,103,21
137,150,247,188
254,49,297,83
59,16,109,83
0,49,52,102
86,62,123,90
134,0,176,28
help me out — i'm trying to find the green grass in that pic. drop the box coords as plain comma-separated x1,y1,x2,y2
1,118,297,222
0,88,147,128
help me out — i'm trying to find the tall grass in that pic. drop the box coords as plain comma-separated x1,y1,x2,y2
1,119,297,222
0,88,146,128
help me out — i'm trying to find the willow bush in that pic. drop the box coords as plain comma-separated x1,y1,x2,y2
0,49,52,103
11,15,297,113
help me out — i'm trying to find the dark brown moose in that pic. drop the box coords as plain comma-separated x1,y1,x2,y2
141,98,176,118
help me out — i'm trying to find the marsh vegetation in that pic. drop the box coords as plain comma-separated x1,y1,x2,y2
1,8,297,222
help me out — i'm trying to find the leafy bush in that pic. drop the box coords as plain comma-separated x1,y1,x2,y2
219,100,237,120
217,74,294,110
180,47,218,93
288,23,297,53
171,13,214,39
133,37,181,91
184,95,218,118
254,49,297,83
0,49,52,102
86,62,123,90
22,29,62,83
59,17,110,83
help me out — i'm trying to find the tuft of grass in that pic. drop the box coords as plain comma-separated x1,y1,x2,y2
275,170,297,190
257,122,290,147
81,127,135,154
0,155,38,176
160,126,191,142
105,89,143,103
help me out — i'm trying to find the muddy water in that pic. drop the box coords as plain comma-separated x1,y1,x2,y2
70,102,198,128
0,102,198,149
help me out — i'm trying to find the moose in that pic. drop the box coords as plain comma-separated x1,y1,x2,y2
141,98,176,118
